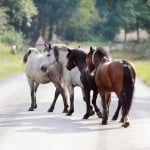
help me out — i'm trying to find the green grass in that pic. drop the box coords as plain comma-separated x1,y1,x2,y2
111,50,150,86
0,43,24,79
134,61,150,86
0,42,150,87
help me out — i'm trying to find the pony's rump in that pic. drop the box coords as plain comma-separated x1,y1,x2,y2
23,49,32,64
23,48,38,64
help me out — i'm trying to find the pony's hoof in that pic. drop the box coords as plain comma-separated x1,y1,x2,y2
34,104,37,109
28,107,34,111
122,122,130,128
62,108,68,113
112,116,118,121
47,107,54,112
101,120,107,125
83,114,90,119
119,118,124,123
90,110,95,116
66,111,73,116
47,109,53,112
97,111,103,118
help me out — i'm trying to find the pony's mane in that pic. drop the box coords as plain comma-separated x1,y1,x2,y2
96,46,110,58
23,47,39,64
72,48,87,57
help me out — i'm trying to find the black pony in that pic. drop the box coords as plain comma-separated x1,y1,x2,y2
66,48,102,119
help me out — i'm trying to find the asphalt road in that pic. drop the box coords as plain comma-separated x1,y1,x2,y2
0,73,150,150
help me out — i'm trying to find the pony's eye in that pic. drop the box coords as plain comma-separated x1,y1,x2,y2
47,54,51,57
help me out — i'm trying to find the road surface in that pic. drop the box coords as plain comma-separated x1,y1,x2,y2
0,73,150,150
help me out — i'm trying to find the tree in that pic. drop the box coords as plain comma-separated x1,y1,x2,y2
62,0,98,41
1,0,38,32
33,0,79,41
0,8,8,34
95,0,136,41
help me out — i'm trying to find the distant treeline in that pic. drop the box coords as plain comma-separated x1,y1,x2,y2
0,0,149,45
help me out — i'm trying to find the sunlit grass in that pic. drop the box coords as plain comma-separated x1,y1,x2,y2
134,61,150,86
0,43,24,79
111,50,150,86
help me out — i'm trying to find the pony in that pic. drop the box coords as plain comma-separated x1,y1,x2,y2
40,44,97,119
23,47,68,113
66,48,127,121
86,46,136,128
66,48,103,118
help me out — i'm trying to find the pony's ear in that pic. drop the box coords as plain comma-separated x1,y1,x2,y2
44,43,48,47
67,48,72,53
90,46,94,53
23,49,32,64
48,44,52,49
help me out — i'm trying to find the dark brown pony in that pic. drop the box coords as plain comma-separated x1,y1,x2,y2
86,47,136,128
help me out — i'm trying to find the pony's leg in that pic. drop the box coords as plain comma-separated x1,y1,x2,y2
100,91,109,125
92,91,102,118
106,92,111,116
119,92,130,128
48,83,68,113
67,85,74,116
83,89,95,119
28,80,36,111
112,100,121,121
59,84,68,113
34,83,39,109
47,87,60,112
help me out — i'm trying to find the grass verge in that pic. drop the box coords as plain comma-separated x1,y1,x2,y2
111,50,150,86
0,43,24,79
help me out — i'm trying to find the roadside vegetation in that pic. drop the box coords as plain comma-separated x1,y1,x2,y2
0,0,149,86
0,41,150,87
0,43,24,79
111,41,150,86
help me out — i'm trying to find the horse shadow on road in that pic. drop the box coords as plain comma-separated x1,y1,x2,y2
0,101,124,134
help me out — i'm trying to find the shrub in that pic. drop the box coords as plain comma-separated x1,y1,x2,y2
0,29,23,51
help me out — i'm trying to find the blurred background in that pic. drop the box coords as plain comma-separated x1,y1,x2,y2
0,0,149,85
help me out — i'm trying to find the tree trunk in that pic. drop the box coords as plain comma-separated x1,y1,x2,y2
136,18,140,42
123,28,127,51
48,21,54,40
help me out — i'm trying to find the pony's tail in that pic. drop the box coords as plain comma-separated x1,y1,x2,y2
23,49,31,64
123,65,134,114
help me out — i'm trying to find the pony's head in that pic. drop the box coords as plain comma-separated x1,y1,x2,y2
23,47,39,64
40,44,56,72
43,43,52,52
66,48,77,70
86,47,96,73
95,46,110,61
40,44,69,72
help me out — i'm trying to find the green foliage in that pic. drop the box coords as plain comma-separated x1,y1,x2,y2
111,41,150,86
1,0,38,34
0,29,23,51
0,7,8,33
134,61,150,86
0,0,150,43
62,0,98,41
33,0,79,40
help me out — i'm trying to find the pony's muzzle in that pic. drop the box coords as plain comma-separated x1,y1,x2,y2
40,65,48,72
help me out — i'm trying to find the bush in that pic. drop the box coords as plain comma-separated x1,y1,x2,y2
0,29,23,51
